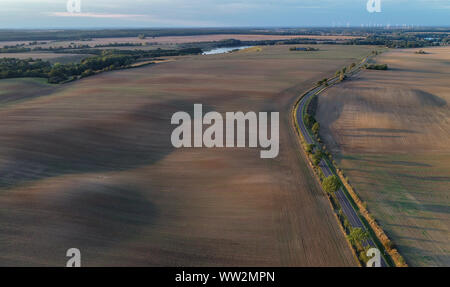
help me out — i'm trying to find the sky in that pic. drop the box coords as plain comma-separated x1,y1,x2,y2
0,0,449,29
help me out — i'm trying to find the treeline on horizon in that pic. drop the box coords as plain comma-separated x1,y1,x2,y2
0,27,449,41
0,48,202,84
1,35,445,55
344,34,447,48
183,33,448,49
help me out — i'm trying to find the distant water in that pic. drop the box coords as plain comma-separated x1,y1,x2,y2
202,46,252,55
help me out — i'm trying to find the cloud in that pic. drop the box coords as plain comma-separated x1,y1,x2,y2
46,11,218,27
1,0,448,28
48,12,147,19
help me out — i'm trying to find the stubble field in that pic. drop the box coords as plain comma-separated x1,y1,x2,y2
0,34,361,48
316,47,450,266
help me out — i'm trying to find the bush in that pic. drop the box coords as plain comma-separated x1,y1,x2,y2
348,227,369,248
81,69,94,77
306,144,315,154
359,249,370,264
365,64,388,70
303,113,316,128
312,122,320,134
318,169,325,181
316,78,328,86
312,150,323,166
343,218,351,231
322,175,341,194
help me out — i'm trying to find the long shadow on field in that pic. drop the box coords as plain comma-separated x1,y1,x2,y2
0,100,205,190
386,199,450,216
321,87,447,127
415,89,447,107
386,222,447,232
354,128,419,134
396,235,447,245
393,173,450,182
341,134,402,138
0,79,61,108
395,245,450,266
0,181,157,265
338,155,433,168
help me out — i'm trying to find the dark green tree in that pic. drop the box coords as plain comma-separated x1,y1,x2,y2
322,175,341,194
348,228,369,249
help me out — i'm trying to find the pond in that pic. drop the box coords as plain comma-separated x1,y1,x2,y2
202,46,252,55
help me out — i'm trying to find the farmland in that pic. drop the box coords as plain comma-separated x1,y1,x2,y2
0,44,373,266
316,47,450,266
0,34,361,49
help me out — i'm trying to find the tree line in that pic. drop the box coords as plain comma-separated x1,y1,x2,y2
0,48,203,84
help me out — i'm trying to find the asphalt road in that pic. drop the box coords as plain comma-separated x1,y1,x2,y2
294,63,388,267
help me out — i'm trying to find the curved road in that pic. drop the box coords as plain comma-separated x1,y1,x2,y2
294,61,388,267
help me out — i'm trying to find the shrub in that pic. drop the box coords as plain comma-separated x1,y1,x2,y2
359,250,370,264
312,150,323,166
348,227,369,248
316,78,328,86
81,69,94,77
312,122,320,134
343,218,351,231
318,169,325,181
322,175,341,194
303,113,316,128
306,144,315,154
365,64,388,70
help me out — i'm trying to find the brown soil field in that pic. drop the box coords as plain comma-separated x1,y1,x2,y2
316,47,450,266
0,45,372,266
0,78,60,107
